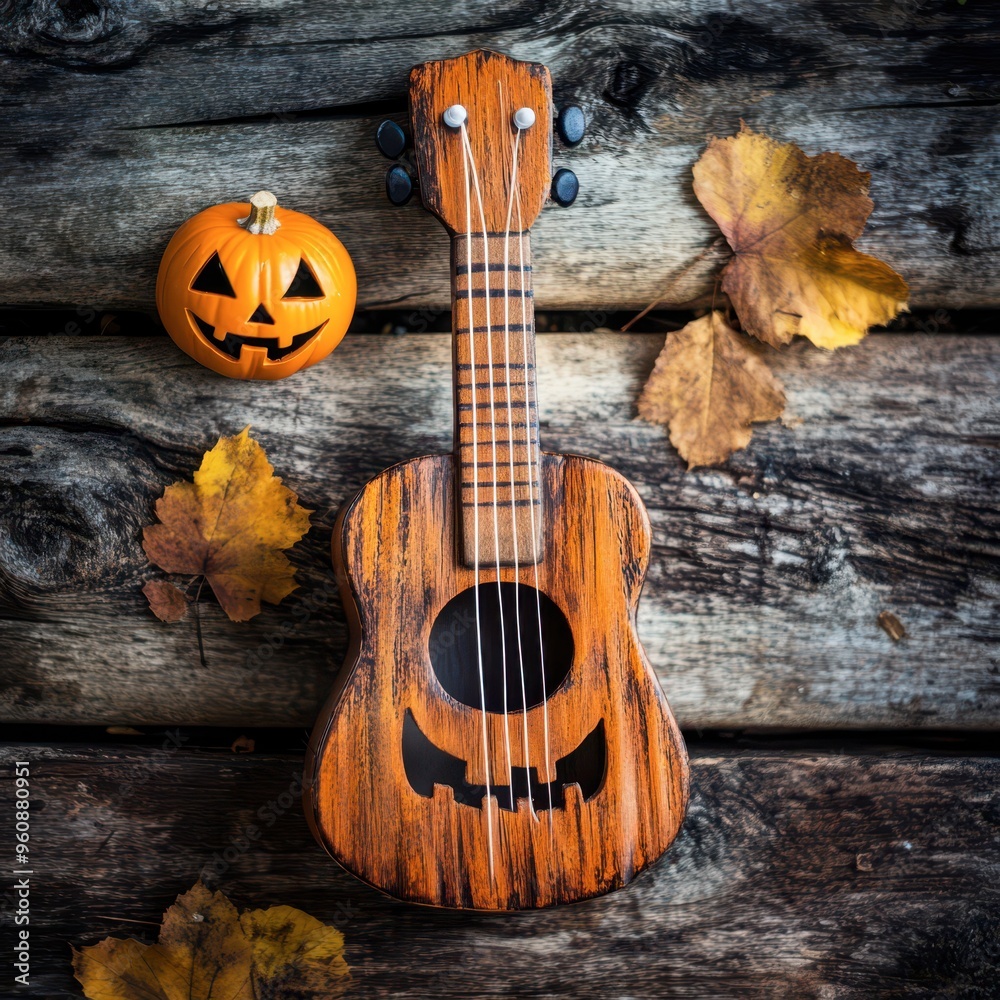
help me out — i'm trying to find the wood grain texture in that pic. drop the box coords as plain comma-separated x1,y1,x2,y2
452,233,543,565
2,743,998,997
305,454,688,908
409,51,553,566
0,1,997,309
0,333,997,729
408,49,552,233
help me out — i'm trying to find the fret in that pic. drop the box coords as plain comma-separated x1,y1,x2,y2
456,437,530,448
462,499,542,508
457,428,534,437
454,267,529,284
469,378,530,388
460,460,535,468
461,461,538,472
457,426,534,436
461,481,538,490
461,480,536,489
455,362,534,370
454,287,533,300
454,262,533,275
453,324,530,334
453,231,542,566
456,400,537,411
456,230,536,238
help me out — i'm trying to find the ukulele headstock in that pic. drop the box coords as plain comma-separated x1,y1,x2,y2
407,49,553,233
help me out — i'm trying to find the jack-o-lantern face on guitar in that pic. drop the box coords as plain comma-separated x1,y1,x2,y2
304,49,689,910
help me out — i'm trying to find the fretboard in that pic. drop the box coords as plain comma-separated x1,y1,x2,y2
452,231,543,567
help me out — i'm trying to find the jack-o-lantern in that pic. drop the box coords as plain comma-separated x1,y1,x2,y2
156,191,356,380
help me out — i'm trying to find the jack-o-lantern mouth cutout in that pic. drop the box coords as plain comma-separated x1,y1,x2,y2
189,312,328,362
402,711,607,812
156,191,356,380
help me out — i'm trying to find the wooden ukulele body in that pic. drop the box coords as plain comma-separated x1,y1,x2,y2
305,452,688,909
306,48,688,910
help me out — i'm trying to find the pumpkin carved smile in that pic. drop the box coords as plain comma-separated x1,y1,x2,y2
189,311,327,362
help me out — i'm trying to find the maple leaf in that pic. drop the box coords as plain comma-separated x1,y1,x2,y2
638,312,785,468
142,580,189,623
692,125,909,350
143,428,311,622
73,881,350,1000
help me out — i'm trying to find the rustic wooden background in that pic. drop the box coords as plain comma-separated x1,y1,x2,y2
1,0,999,996
1,0,998,310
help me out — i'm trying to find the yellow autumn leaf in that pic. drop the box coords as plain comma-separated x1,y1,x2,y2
143,427,311,622
692,125,909,350
241,905,349,990
72,881,350,1000
638,312,785,468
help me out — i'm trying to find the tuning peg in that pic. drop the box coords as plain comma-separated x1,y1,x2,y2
550,168,579,207
375,120,407,159
556,105,586,146
385,164,415,206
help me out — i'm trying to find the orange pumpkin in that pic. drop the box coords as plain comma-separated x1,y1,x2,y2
156,191,356,380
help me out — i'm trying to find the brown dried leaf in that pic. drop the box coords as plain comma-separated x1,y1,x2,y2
142,428,312,622
877,610,907,642
142,580,189,623
639,312,785,468
73,880,350,1000
692,125,909,349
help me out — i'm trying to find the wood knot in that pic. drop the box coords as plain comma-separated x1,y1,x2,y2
34,0,124,46
0,0,125,54
603,58,658,115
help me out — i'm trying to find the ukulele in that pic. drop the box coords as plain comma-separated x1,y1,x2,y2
304,49,689,910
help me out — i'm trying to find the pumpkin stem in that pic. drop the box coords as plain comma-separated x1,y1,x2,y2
241,191,281,235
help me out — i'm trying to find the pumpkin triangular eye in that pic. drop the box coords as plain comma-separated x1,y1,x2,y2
283,259,323,298
191,252,236,297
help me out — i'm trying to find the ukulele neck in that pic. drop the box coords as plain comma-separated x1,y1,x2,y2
452,230,543,568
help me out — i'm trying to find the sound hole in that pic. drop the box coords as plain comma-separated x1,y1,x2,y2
429,583,573,712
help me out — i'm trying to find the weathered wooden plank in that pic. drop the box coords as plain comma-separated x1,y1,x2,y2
1,743,997,997
0,332,997,730
0,1,997,309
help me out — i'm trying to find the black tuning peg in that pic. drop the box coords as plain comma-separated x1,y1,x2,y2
385,164,415,206
550,168,579,207
556,105,586,146
375,120,407,159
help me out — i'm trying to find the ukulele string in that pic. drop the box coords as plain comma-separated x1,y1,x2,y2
461,119,515,807
460,121,515,809
459,118,494,878
514,162,555,829
501,84,539,823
